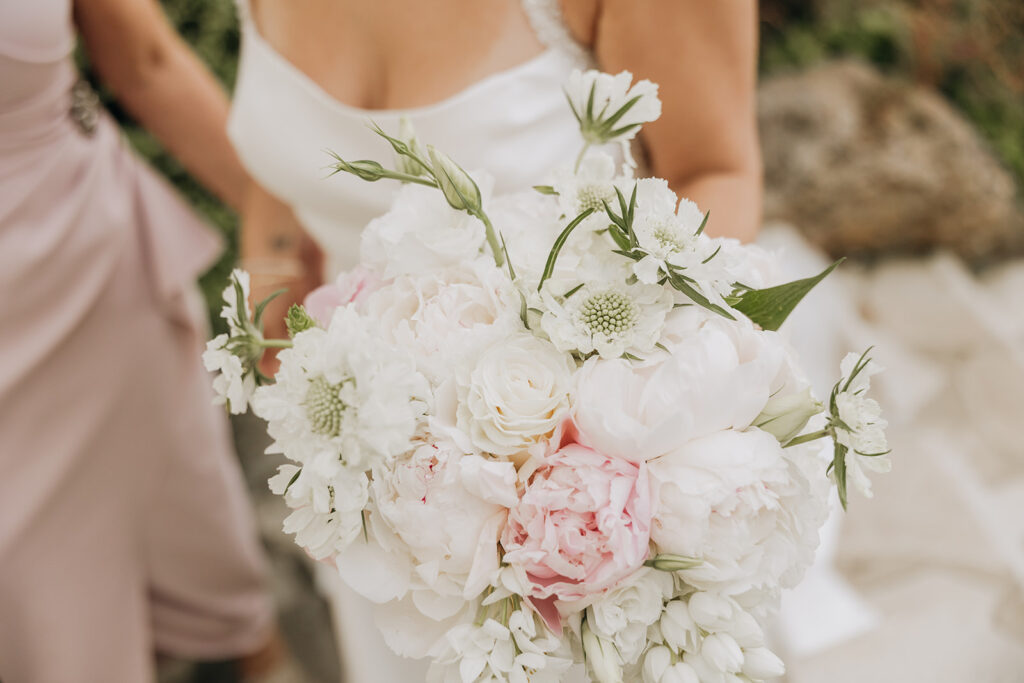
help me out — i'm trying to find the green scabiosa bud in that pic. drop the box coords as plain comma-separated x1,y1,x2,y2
286,304,318,337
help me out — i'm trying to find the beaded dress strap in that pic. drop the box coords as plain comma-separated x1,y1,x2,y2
520,0,593,68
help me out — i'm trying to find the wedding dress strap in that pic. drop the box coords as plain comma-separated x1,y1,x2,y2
520,0,592,67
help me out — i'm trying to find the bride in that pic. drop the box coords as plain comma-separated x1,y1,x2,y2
226,0,765,679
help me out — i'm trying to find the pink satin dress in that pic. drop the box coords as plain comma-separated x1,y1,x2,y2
0,2,273,681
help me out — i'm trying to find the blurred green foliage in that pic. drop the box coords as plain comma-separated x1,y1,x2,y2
81,0,1022,319
760,0,1024,197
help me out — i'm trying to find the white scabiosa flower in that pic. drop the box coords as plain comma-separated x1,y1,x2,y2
540,280,673,359
220,267,251,334
829,349,891,502
203,336,256,414
268,462,369,560
252,305,429,472
565,69,662,145
552,151,620,229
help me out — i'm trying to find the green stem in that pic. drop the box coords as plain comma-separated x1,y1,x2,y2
784,428,832,448
476,211,506,268
574,143,591,173
259,338,294,349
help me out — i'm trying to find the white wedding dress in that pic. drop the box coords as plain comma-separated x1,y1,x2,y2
227,1,876,680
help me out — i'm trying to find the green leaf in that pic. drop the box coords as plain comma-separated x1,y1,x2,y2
537,209,596,292
833,441,849,510
532,185,558,195
253,288,287,329
732,259,844,331
665,269,736,320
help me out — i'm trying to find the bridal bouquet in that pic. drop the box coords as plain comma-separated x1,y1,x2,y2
205,70,891,682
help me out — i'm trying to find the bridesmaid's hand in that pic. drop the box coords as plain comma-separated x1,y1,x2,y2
239,184,324,377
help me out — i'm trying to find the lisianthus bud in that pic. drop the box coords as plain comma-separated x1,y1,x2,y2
701,633,744,673
646,553,702,572
741,646,786,679
331,157,389,182
755,386,822,443
662,662,701,683
394,116,429,178
285,304,318,337
582,619,623,683
427,145,482,214
660,601,698,653
642,645,672,683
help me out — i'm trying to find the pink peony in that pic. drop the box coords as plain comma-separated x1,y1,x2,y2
303,265,380,324
500,439,653,610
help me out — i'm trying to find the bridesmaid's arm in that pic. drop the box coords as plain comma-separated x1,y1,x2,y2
591,0,762,242
73,0,249,211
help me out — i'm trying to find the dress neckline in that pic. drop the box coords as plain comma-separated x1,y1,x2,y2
241,12,568,120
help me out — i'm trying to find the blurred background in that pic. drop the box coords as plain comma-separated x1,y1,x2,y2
80,1,1024,681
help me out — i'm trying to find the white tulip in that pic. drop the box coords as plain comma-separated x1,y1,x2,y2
741,646,786,679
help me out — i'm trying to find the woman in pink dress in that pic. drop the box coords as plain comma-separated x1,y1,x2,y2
0,1,292,680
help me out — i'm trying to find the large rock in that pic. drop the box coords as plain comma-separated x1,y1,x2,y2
759,60,1024,262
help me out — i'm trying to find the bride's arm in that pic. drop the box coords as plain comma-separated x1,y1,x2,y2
74,0,248,211
591,0,762,242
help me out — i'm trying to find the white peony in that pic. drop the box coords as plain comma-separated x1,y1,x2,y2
571,315,787,463
365,262,524,384
456,334,575,457
647,429,829,603
360,180,489,277
540,280,673,360
356,441,518,611
202,336,256,414
252,305,429,471
565,69,662,144
579,569,674,665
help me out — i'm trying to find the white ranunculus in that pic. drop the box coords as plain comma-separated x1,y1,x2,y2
540,279,673,360
203,336,256,415
360,179,490,277
565,69,662,144
648,429,829,603
456,334,575,457
365,441,518,608
252,306,429,472
571,315,787,463
365,262,524,383
577,569,674,665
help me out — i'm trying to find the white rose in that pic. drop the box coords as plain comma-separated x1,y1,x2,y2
456,334,575,457
365,262,523,383
360,178,490,277
581,569,673,665
572,316,786,463
648,429,828,603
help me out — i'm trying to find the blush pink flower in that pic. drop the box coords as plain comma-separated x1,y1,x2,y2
500,441,653,610
304,265,381,324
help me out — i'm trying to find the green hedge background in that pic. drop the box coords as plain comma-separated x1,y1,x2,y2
79,0,1024,320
